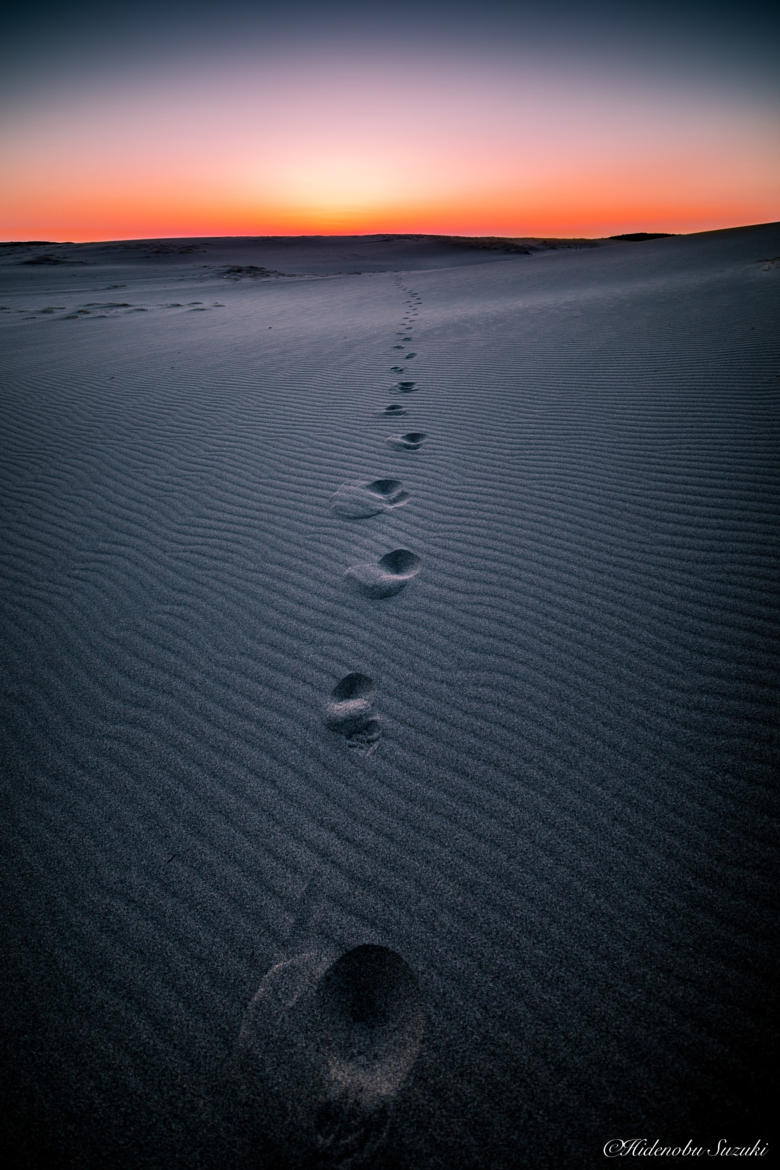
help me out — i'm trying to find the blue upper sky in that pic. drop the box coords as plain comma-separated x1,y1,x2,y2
2,1,778,100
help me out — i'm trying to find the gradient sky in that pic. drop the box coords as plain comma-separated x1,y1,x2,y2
1,1,778,240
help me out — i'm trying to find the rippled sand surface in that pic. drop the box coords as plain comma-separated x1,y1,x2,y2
1,226,778,1168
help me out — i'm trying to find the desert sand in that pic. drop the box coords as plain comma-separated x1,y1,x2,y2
1,226,778,1168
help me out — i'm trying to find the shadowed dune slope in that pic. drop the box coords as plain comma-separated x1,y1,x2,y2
1,224,778,1168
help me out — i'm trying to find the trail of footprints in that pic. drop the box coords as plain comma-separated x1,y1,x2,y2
235,288,427,1168
326,284,425,756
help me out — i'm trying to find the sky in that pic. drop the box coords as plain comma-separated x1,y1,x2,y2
1,1,778,241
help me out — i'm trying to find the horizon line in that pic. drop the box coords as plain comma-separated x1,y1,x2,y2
3,221,777,247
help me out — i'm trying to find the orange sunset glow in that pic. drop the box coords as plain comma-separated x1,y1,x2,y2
2,20,778,239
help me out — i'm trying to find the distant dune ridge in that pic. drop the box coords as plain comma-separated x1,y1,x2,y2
1,224,778,1168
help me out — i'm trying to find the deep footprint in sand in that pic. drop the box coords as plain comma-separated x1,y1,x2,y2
330,478,409,518
395,381,417,393
381,404,406,416
324,673,381,750
386,432,427,451
236,945,424,1167
391,365,405,374
345,549,422,599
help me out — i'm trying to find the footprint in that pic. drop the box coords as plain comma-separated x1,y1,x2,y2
324,673,381,750
404,353,416,360
330,479,409,518
395,381,417,393
345,549,422,599
236,946,423,1167
392,345,404,350
381,404,406,416
313,945,424,1105
385,432,427,451
391,365,405,374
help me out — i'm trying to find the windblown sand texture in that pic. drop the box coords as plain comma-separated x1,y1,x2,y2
1,226,778,1168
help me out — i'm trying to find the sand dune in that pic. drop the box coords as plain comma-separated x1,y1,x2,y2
1,225,778,1168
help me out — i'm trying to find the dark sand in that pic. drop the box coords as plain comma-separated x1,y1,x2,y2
1,227,778,1167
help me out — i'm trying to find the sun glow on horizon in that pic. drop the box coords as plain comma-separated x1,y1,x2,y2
1,45,778,240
